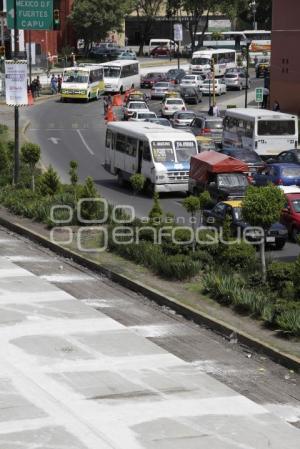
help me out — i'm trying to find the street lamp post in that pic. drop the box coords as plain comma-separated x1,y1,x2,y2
249,0,257,30
245,39,251,108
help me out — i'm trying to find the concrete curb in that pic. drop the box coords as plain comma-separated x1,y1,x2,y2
0,213,299,372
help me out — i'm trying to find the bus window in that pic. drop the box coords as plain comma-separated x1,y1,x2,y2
126,136,137,157
106,130,112,148
142,142,152,161
116,133,127,152
258,120,296,136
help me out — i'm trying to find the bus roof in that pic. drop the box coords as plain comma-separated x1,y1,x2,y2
100,60,139,68
193,48,236,56
197,30,270,36
107,122,196,141
224,108,296,120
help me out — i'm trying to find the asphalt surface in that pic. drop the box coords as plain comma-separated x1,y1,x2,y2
0,225,299,449
22,66,300,261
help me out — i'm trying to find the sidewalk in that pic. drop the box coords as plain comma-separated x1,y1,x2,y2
0,226,299,449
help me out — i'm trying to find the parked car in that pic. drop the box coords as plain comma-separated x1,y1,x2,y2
129,111,157,121
170,111,196,128
165,68,186,84
150,82,173,99
279,185,300,241
145,117,172,127
201,79,227,95
203,200,288,250
223,71,250,90
188,151,250,201
150,46,175,57
180,74,205,90
141,72,166,88
253,163,300,186
161,97,186,117
123,101,149,120
189,114,223,145
180,86,202,104
219,147,265,175
275,149,300,165
117,51,137,60
89,44,123,59
196,136,217,152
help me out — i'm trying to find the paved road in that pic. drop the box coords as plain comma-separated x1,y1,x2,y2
0,225,299,448
22,68,300,261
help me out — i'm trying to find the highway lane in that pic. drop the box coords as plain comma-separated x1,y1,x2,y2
22,74,300,260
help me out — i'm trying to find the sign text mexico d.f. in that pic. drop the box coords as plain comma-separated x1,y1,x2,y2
7,0,53,30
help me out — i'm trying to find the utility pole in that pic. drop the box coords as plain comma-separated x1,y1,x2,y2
28,30,32,84
211,58,215,108
245,41,250,108
13,0,20,185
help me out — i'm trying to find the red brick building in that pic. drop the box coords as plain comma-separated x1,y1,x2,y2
24,0,75,59
271,0,300,114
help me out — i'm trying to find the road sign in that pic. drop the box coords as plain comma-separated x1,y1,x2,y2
7,0,53,30
174,23,183,41
255,87,263,103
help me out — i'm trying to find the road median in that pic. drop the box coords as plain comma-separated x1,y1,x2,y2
0,206,299,372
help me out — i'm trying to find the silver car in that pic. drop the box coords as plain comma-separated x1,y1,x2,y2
171,111,196,128
224,71,250,90
150,82,173,99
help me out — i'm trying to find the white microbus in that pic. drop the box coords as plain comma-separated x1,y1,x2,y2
105,122,198,193
222,109,298,157
148,39,177,55
61,65,104,102
100,60,140,93
190,49,236,76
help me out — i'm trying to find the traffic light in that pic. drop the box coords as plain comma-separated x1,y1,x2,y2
210,58,214,73
53,9,60,30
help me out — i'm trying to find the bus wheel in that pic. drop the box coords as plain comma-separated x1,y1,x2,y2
120,86,124,94
292,227,299,242
146,180,154,196
117,171,124,186
131,84,134,89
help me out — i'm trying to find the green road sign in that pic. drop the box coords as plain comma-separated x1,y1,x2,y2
7,0,53,30
255,87,263,103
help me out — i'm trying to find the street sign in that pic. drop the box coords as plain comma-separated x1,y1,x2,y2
173,23,183,41
7,0,53,30
5,60,28,106
255,87,263,103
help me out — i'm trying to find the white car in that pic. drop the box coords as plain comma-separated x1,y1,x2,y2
129,111,157,121
161,97,186,117
124,101,149,119
180,74,205,90
201,79,227,96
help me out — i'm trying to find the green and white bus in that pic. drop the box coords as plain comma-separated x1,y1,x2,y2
61,65,105,102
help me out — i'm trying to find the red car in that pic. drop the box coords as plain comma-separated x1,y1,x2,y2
140,72,166,88
280,186,300,241
150,46,175,57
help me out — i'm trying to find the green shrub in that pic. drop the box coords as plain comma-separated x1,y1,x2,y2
276,303,300,336
148,192,163,223
39,165,61,196
220,241,256,270
202,272,242,305
190,250,214,269
267,261,295,292
293,256,300,298
130,173,146,194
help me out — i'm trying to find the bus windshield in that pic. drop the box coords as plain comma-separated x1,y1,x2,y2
175,141,197,162
103,67,121,78
257,120,296,136
192,57,210,65
63,71,89,83
151,141,175,163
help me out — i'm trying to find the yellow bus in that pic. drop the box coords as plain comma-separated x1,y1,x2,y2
61,65,104,102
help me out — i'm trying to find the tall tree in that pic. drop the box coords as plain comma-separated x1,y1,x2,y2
69,0,132,54
133,0,162,56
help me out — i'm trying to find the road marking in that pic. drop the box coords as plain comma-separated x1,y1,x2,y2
48,137,61,144
76,129,94,155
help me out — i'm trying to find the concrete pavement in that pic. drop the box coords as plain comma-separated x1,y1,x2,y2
0,226,299,448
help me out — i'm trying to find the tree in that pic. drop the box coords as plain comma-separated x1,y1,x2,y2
199,190,212,224
40,165,61,196
79,176,102,222
149,192,163,223
133,0,162,56
242,185,285,282
130,173,146,195
69,0,133,54
182,195,200,252
21,143,41,191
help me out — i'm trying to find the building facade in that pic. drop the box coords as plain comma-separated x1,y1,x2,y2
271,0,300,114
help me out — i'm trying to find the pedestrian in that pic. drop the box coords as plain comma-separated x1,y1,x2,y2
272,100,280,111
30,78,37,98
213,103,220,117
262,87,269,109
50,74,58,94
107,94,112,107
57,74,62,93
36,75,41,97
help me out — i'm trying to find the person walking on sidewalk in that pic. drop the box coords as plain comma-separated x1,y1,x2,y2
50,75,58,94
57,74,62,93
36,76,41,97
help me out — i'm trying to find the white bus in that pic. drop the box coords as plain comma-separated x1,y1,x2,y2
190,49,236,76
222,109,298,157
105,122,198,193
99,60,140,93
61,65,104,102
